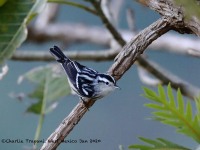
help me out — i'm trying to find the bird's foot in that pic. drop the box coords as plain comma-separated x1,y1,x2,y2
80,97,89,111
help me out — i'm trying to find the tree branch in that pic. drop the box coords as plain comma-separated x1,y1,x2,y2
40,9,173,150
40,1,200,149
137,66,162,86
12,49,118,61
140,0,200,36
109,16,172,79
27,23,113,46
137,58,200,99
26,22,200,59
40,101,94,150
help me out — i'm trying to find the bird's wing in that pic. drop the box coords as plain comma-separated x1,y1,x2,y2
62,61,78,86
76,72,96,97
73,61,98,74
62,60,99,98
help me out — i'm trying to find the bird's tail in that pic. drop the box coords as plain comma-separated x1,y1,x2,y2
50,46,70,63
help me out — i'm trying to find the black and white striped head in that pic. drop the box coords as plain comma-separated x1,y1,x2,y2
96,74,119,97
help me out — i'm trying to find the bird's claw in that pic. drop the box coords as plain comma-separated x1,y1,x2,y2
80,97,89,111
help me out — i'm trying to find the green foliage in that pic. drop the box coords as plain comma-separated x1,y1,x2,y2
0,0,7,6
195,97,200,121
174,0,200,20
143,84,200,143
129,137,190,150
0,0,46,64
19,65,71,114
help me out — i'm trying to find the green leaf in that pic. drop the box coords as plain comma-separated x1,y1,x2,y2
21,66,50,84
143,84,200,143
26,101,42,114
174,0,200,21
0,0,46,64
185,101,192,121
162,120,181,127
138,137,163,147
167,83,176,107
195,97,200,121
177,88,184,114
129,145,151,149
143,87,160,102
0,0,7,6
128,137,190,150
153,111,174,119
144,103,164,110
19,65,71,114
158,84,166,101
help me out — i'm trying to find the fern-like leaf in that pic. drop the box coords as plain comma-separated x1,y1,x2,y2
195,97,200,122
143,84,200,143
129,137,190,150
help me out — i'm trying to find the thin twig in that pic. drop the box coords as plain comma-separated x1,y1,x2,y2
34,3,59,31
90,0,126,46
137,58,200,99
101,0,124,26
137,66,162,86
48,0,97,15
126,8,136,32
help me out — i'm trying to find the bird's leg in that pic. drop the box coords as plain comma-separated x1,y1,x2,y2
79,97,89,111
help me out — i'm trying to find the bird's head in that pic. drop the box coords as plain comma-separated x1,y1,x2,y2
96,74,119,97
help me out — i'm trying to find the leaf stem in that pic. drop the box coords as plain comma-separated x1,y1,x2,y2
89,0,126,46
33,113,45,149
33,73,49,149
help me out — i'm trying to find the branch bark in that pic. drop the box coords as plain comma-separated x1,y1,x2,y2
141,0,200,36
40,101,92,150
109,16,172,80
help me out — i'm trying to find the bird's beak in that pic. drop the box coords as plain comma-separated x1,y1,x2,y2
115,85,121,90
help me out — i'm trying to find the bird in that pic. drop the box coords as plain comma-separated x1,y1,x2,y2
49,46,119,103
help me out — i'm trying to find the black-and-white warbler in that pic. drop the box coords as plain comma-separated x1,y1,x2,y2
50,46,119,101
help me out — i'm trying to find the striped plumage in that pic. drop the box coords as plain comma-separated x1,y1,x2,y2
50,46,118,100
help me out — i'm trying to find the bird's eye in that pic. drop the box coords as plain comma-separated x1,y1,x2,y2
106,82,109,85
